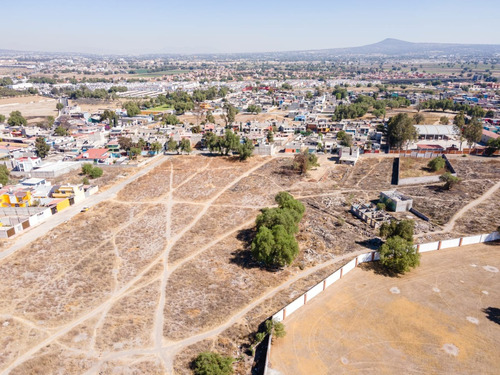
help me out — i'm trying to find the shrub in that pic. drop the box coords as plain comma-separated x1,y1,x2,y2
82,163,94,175
376,202,386,211
427,156,445,171
439,172,461,190
379,220,414,242
193,352,234,375
88,167,103,179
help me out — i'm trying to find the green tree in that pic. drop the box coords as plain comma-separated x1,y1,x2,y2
35,137,50,158
256,207,298,235
56,102,64,112
150,141,162,154
265,319,287,339
267,130,274,143
89,166,103,178
179,138,192,154
206,111,215,124
275,191,305,223
439,116,449,125
251,224,299,267
427,156,445,172
0,165,10,185
463,117,483,150
221,103,238,127
238,138,254,161
247,104,262,114
118,136,134,151
379,220,414,242
220,130,240,155
129,147,141,160
485,110,495,118
293,151,319,174
413,113,425,124
440,172,461,190
47,116,55,127
8,111,27,126
123,101,141,117
54,126,69,136
0,114,5,123
163,114,179,125
82,163,94,175
167,138,178,152
386,113,418,149
379,236,420,274
453,112,466,150
193,352,234,375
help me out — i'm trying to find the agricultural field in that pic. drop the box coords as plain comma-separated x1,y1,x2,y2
0,154,498,374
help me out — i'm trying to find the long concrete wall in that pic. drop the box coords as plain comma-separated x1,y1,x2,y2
264,231,500,374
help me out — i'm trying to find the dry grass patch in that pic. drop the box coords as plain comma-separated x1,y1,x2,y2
0,319,48,370
96,280,160,352
399,157,447,178
454,188,500,234
9,343,97,375
168,206,258,263
98,357,165,375
13,241,116,325
170,203,204,237
115,205,168,286
117,162,171,202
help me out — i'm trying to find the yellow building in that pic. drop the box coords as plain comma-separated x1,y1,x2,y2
51,184,86,204
54,198,70,212
0,187,33,207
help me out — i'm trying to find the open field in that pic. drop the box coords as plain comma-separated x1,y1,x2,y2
0,95,57,120
269,242,500,375
0,155,499,374
399,156,446,178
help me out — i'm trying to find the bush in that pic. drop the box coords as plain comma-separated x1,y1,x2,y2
376,202,386,211
89,167,103,179
427,156,445,172
439,172,461,190
82,163,94,175
193,352,234,375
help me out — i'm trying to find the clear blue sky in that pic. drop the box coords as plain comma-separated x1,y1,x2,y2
2,0,499,54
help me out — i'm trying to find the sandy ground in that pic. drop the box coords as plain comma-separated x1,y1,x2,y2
0,96,57,119
269,242,500,375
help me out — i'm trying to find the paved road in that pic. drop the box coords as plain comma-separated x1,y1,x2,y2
0,154,168,261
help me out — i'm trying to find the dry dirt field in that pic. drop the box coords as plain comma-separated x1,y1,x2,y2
0,154,498,375
0,96,58,120
399,156,447,178
269,242,500,375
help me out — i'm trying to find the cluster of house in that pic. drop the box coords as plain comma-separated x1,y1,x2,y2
0,178,97,238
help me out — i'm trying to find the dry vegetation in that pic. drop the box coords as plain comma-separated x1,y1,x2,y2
1,154,499,374
399,157,447,178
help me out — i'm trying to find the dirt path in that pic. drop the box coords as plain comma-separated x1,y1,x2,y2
0,157,273,375
415,179,500,238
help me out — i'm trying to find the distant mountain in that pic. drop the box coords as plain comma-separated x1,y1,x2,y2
1,38,499,59
302,38,500,57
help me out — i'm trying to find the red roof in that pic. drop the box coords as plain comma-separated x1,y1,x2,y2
417,144,444,150
76,148,109,160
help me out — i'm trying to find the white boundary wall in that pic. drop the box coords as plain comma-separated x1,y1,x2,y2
265,231,500,374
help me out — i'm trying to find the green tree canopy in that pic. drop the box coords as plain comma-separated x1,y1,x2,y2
123,101,141,117
379,219,415,242
463,117,483,150
293,151,319,174
238,138,254,161
0,165,10,185
179,138,192,154
193,352,234,375
379,236,420,274
386,113,418,149
35,137,50,158
8,111,27,126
